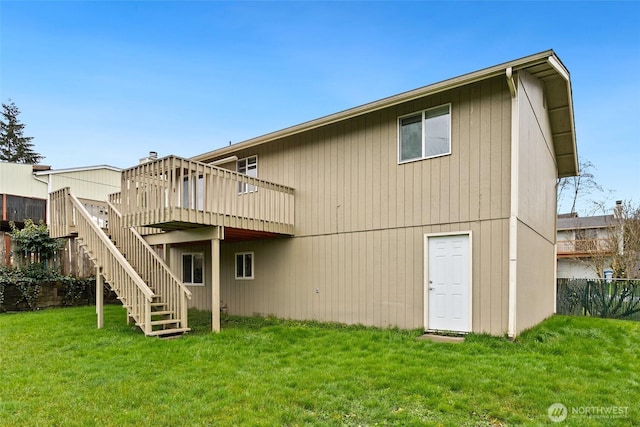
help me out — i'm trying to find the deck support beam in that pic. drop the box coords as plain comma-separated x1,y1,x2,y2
96,266,104,329
211,226,223,332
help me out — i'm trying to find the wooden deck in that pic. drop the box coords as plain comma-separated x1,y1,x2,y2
557,239,615,258
116,156,295,235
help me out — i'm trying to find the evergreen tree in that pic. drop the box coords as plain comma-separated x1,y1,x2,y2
0,100,43,164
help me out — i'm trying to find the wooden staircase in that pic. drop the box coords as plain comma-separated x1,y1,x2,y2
51,187,192,338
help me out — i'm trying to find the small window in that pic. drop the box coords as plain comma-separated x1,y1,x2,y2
182,253,204,285
237,156,258,193
235,252,254,280
399,104,451,163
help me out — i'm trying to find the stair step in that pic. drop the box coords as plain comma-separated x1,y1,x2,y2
145,327,191,338
150,302,167,308
148,318,181,326
150,310,173,316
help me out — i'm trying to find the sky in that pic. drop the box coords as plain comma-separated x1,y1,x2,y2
1,1,639,214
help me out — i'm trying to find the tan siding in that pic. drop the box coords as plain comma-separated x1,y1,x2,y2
50,169,121,201
371,114,382,230
490,220,507,332
448,89,461,224
490,79,503,218
213,77,515,334
479,80,493,220
329,127,338,233
468,85,482,221
0,163,47,198
478,220,492,331
170,243,212,311
457,86,471,223
512,70,558,335
517,71,557,241
220,218,510,333
385,108,398,231
516,222,555,333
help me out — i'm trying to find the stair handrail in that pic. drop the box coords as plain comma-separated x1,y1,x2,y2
67,191,154,334
106,200,192,329
130,226,193,298
68,192,154,298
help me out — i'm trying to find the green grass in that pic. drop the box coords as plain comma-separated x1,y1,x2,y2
0,307,638,426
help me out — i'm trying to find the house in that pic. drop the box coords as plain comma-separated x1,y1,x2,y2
33,164,122,228
1,162,49,265
557,202,623,279
50,50,578,338
0,162,121,274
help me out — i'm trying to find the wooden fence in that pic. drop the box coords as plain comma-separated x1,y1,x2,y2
1,231,94,277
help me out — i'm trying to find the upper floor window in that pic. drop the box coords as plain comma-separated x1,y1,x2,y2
237,155,258,193
398,104,451,163
182,253,204,285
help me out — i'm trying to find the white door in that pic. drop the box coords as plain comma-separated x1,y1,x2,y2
426,234,471,332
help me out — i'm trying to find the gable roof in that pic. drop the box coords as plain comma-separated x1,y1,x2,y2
34,164,122,176
192,50,578,178
557,214,616,231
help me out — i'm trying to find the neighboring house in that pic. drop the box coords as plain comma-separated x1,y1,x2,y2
0,162,49,229
34,164,122,228
556,203,622,279
0,162,121,274
1,162,50,266
50,50,578,338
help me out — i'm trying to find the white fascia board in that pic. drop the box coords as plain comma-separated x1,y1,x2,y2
35,165,122,176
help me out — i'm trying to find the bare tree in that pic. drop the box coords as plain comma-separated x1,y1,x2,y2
557,159,604,214
578,200,640,279
612,201,640,279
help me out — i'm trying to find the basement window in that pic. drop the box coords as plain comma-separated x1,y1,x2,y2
235,252,254,280
182,253,204,285
398,104,451,163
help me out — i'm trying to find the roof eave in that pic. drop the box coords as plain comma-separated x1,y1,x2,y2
34,165,123,176
192,50,578,177
546,55,579,178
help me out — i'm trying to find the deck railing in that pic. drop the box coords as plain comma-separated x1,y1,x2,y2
120,156,295,234
50,187,154,333
77,197,109,229
107,199,191,329
50,192,109,236
557,239,614,256
49,188,74,239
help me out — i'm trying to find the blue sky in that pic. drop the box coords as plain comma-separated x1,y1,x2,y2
1,1,638,214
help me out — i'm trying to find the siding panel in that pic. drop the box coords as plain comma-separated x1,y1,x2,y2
213,77,514,334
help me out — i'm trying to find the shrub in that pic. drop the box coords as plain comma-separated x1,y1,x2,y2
0,265,94,311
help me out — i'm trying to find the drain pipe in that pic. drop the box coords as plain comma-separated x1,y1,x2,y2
506,67,517,98
507,67,519,338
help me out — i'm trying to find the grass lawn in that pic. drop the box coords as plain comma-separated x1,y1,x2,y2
0,306,638,426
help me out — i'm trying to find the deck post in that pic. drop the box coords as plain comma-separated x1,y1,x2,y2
96,266,104,329
211,230,221,332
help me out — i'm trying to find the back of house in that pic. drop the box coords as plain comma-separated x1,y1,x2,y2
178,50,577,336
50,50,578,337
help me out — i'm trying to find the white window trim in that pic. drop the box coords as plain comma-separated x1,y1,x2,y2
182,252,205,286
398,103,452,164
235,251,254,280
237,155,258,194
